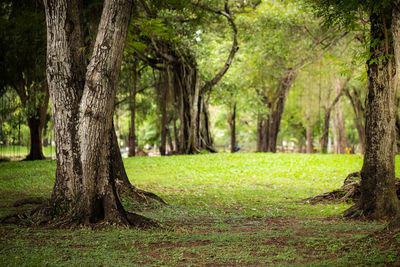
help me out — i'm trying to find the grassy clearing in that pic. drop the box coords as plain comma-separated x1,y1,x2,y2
0,153,399,266
0,145,56,161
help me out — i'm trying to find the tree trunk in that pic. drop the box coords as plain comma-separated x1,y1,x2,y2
40,0,157,227
229,103,236,153
320,79,347,154
345,87,365,154
320,110,331,154
170,56,216,154
306,125,314,153
332,99,346,154
128,64,137,157
345,9,400,220
25,83,49,160
159,73,168,156
257,69,297,153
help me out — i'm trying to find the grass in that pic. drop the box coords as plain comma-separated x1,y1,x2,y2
0,153,399,266
0,145,56,160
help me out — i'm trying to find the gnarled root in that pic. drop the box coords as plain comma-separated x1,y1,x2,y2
305,172,400,205
116,180,167,207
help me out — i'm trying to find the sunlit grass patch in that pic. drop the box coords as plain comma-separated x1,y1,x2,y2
0,153,399,266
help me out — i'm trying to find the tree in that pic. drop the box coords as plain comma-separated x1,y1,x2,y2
37,0,157,227
128,0,238,154
0,0,49,160
307,0,400,220
239,0,343,153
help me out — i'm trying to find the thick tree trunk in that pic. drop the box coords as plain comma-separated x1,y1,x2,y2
345,9,400,220
229,103,236,153
40,0,158,227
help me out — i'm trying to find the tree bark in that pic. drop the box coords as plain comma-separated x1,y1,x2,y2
40,0,158,227
345,9,400,220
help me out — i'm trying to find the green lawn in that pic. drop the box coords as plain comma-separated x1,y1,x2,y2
0,153,399,266
0,145,56,160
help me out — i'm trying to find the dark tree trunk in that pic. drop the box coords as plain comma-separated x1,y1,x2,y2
26,117,46,160
229,103,236,153
257,69,297,153
15,81,50,161
128,65,137,157
345,9,400,220
159,73,168,156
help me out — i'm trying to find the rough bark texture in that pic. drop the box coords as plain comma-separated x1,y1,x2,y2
345,9,400,220
257,69,297,152
37,0,160,227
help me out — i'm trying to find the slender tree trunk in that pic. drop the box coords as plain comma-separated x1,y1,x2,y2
257,69,297,153
345,87,365,154
320,110,331,153
306,125,314,153
345,9,400,220
128,65,137,157
159,73,168,156
320,78,347,154
332,100,346,154
229,103,236,153
173,118,179,153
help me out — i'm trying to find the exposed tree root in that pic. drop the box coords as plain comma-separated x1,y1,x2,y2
1,202,162,229
116,180,167,207
13,197,46,207
305,172,400,205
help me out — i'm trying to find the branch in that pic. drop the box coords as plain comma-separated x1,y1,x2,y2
194,0,239,93
129,45,165,70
